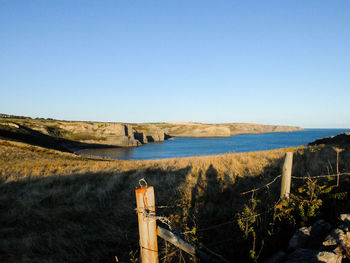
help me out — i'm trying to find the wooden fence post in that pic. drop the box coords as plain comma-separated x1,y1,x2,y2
135,185,159,263
280,152,293,199
156,226,228,263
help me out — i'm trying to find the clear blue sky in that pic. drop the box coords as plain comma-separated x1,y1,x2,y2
1,1,349,128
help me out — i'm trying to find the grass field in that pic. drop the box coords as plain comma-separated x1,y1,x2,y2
1,139,349,262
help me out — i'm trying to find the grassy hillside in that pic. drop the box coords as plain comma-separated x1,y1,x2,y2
1,138,349,262
0,118,148,147
135,122,303,137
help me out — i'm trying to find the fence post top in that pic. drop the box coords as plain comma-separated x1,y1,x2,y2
139,178,148,187
136,178,153,193
135,186,154,195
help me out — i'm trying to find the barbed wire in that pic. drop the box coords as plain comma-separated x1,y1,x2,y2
181,220,235,234
136,172,350,249
137,202,277,238
240,175,282,196
155,204,188,209
152,172,350,236
137,178,174,230
240,172,350,196
291,172,350,180
139,173,350,235
182,198,282,235
136,206,174,231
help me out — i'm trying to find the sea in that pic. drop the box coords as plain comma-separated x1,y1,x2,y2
77,129,350,160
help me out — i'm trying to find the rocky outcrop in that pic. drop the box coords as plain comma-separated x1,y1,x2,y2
309,133,350,148
145,126,165,142
132,124,168,142
265,215,350,263
134,131,148,144
54,122,141,147
0,120,143,148
288,226,311,250
281,249,341,263
0,122,112,153
134,123,302,138
225,123,303,135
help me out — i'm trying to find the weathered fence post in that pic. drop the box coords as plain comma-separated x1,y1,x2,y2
135,184,158,263
280,152,293,199
156,226,228,263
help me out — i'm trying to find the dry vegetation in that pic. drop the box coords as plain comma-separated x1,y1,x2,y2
1,139,349,262
133,122,302,137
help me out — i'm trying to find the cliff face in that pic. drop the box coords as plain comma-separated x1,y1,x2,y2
0,116,303,151
55,122,141,147
0,119,143,149
131,124,166,142
225,123,303,135
136,122,303,137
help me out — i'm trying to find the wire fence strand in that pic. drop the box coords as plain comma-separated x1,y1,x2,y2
240,172,350,196
240,175,282,195
145,172,350,235
138,172,350,252
291,172,350,180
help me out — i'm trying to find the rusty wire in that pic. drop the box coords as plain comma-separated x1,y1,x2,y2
240,172,350,196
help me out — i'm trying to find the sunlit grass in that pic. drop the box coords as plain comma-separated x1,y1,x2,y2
0,139,349,262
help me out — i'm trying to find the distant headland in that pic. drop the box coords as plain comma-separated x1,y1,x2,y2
0,113,303,152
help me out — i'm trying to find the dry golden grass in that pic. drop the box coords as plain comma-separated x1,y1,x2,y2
1,139,349,262
0,139,294,181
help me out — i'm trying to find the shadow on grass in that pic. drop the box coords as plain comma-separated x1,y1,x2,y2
0,166,192,263
179,160,286,262
0,156,294,263
1,146,349,262
181,146,350,262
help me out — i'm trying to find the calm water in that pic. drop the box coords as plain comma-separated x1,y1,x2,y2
77,129,350,160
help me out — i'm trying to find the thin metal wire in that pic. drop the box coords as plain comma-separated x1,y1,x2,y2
153,172,350,235
240,172,350,195
291,172,350,179
137,172,350,248
182,200,282,235
240,175,282,195
181,221,235,234
138,179,174,230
